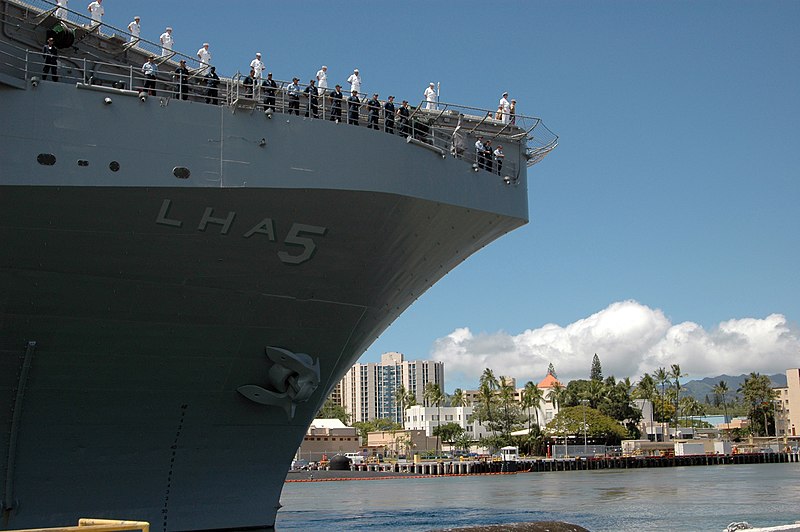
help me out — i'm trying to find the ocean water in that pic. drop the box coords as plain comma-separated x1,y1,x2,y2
275,462,800,531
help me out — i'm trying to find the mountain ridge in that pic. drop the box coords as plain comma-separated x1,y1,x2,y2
682,373,786,403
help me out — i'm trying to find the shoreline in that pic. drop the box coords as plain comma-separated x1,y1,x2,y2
286,451,799,482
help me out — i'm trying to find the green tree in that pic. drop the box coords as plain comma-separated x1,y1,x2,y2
737,372,777,436
590,353,603,382
601,377,641,436
453,432,473,453
433,422,464,446
316,397,350,425
352,418,402,443
561,379,587,408
424,382,445,451
518,423,546,456
547,362,557,378
546,405,629,445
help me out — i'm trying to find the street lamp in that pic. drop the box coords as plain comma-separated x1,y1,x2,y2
581,399,588,456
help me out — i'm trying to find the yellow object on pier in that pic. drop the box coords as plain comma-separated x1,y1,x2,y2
10,519,149,532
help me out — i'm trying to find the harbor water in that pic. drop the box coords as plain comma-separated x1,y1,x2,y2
275,462,800,531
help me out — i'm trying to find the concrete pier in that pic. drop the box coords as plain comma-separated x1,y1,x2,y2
350,450,798,476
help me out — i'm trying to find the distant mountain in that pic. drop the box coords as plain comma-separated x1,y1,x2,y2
682,373,787,404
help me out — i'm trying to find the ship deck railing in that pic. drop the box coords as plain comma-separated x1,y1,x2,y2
1,0,558,173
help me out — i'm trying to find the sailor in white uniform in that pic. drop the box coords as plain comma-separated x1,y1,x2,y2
250,53,265,80
316,65,328,96
160,27,174,56
127,16,140,42
347,68,361,97
197,43,212,75
499,92,511,124
424,82,437,110
55,0,68,20
87,0,103,25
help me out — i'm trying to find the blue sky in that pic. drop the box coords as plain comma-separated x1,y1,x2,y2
101,1,799,391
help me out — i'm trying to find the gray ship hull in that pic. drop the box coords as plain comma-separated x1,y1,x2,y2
1,80,526,530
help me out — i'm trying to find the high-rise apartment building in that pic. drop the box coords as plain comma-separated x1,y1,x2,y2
339,352,444,424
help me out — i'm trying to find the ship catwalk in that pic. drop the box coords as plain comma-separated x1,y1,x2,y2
0,1,557,530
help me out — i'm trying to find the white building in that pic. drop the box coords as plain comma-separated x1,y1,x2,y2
404,405,491,440
339,352,444,424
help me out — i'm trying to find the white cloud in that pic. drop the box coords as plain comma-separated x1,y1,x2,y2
431,300,800,390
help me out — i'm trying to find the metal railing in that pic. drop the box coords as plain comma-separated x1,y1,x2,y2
3,0,558,173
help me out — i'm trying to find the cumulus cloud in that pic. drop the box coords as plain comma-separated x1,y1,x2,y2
431,300,800,390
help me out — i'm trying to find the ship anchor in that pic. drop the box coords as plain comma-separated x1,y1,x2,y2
238,346,320,419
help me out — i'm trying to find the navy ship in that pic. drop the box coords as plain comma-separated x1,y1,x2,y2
0,1,557,530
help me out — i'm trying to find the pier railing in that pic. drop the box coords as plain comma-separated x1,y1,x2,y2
2,0,558,175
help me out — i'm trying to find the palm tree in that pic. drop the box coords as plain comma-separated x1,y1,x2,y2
583,379,607,410
450,388,467,408
653,367,669,440
550,382,568,413
478,368,499,435
480,368,499,392
521,381,544,436
680,396,705,427
634,373,658,439
712,380,730,436
406,389,418,408
424,382,445,452
497,376,517,440
395,385,408,425
670,364,686,434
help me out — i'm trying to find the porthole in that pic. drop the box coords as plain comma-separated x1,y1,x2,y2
173,166,190,179
109,161,120,172
37,153,56,165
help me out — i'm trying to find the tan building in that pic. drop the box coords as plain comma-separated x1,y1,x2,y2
782,368,800,437
296,418,361,462
339,352,444,424
366,429,437,457
775,386,790,437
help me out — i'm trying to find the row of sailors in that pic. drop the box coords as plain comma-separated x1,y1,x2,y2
52,4,516,125
140,57,508,169
140,56,411,127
